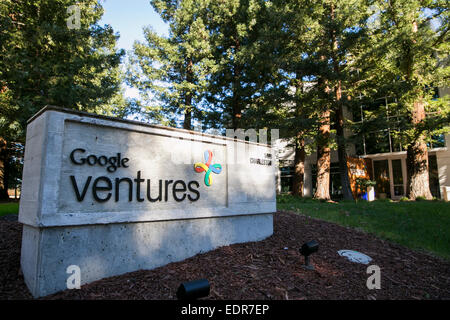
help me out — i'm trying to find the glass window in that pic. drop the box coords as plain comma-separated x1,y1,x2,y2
429,134,446,149
365,130,391,154
354,96,412,155
373,160,390,198
391,159,403,184
280,167,293,193
354,134,366,156
391,159,404,196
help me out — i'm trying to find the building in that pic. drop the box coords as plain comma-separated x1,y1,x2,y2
275,90,450,200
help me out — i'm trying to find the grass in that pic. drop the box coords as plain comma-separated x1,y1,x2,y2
277,195,450,260
0,202,19,217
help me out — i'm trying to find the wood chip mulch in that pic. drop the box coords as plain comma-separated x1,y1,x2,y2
1,211,449,300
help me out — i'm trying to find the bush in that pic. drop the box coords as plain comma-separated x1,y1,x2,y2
400,197,409,202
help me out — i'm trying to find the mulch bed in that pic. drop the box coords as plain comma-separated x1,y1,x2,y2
1,211,449,300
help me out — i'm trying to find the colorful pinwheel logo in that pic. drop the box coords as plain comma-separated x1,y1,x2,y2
194,150,222,187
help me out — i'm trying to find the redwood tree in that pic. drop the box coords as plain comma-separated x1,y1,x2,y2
314,108,332,200
358,0,450,199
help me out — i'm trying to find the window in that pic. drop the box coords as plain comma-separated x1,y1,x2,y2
373,160,390,198
391,159,404,196
280,167,293,193
353,97,409,155
428,134,446,149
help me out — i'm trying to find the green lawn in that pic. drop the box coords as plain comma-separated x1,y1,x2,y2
0,202,19,217
277,195,450,260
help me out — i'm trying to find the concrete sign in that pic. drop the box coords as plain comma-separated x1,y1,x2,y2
19,106,276,297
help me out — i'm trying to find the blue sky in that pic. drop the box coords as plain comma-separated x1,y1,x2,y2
99,0,168,51
98,0,169,98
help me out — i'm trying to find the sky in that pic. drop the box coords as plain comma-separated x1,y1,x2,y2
98,0,169,98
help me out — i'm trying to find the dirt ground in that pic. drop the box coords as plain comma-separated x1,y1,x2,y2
1,211,449,300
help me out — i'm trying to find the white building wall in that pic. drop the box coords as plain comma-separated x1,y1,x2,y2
436,134,450,196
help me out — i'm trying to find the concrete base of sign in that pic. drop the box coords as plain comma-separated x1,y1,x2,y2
21,213,273,298
19,106,276,298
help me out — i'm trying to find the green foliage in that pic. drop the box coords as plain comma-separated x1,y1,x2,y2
0,0,127,197
127,0,218,129
128,0,284,132
355,178,376,189
131,0,448,201
0,0,127,143
202,0,269,130
352,0,450,148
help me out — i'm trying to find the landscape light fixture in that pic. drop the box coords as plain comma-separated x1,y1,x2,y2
299,240,319,270
176,279,210,300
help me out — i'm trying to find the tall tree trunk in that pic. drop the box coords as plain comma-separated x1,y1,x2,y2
0,139,10,200
292,72,306,197
335,86,354,200
183,60,193,130
231,40,242,130
405,21,432,200
406,99,433,200
292,133,306,197
329,2,353,200
232,98,241,130
314,61,331,200
314,109,331,200
183,107,192,130
231,65,242,130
